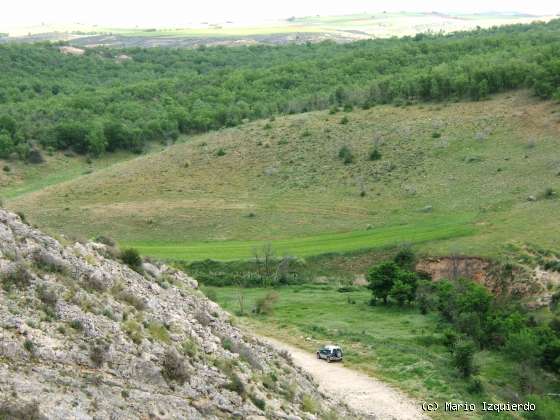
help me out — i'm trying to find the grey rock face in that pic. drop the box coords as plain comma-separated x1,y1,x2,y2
0,209,354,420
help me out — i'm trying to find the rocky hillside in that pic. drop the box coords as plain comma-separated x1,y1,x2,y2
0,209,353,419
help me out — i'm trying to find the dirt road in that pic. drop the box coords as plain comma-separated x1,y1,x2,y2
262,337,427,419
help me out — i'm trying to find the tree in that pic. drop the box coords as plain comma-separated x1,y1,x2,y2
393,247,416,271
453,340,477,378
367,261,400,304
390,280,413,306
0,115,16,138
0,130,14,158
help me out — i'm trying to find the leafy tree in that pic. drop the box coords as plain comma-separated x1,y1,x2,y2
453,340,477,378
367,261,400,304
0,130,14,158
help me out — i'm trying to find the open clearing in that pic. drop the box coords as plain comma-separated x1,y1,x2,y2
4,92,560,261
261,336,426,419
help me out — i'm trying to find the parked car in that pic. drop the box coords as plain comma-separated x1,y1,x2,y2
316,345,343,363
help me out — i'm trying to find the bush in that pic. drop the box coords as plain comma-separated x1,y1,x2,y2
224,372,245,397
340,116,349,125
504,328,542,364
393,248,416,271
467,377,484,394
37,284,58,308
120,248,142,271
215,148,226,156
162,347,190,384
2,262,32,290
452,340,477,378
89,341,109,367
23,339,35,354
117,289,146,311
254,292,279,315
249,394,266,411
369,148,382,161
301,394,318,414
338,145,353,164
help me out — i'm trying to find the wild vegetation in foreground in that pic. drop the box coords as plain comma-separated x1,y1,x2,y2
203,250,560,419
5,92,560,260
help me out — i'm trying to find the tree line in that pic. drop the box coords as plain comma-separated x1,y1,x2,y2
367,250,560,385
1,19,560,160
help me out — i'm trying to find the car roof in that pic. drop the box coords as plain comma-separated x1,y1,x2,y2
324,345,341,350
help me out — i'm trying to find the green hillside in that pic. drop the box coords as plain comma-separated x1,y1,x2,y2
5,92,560,260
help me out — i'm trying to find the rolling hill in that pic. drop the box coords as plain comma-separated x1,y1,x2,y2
4,91,560,260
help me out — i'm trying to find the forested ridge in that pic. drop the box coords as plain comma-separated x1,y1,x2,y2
0,19,559,159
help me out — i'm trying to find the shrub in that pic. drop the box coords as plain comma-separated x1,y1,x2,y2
340,116,349,125
27,148,45,164
120,248,142,271
543,187,557,199
148,322,171,344
249,394,266,411
254,292,279,315
369,148,382,161
504,328,542,364
215,148,226,156
162,347,190,384
117,289,146,311
432,132,442,138
338,145,353,164
343,104,353,112
442,329,458,350
393,248,416,271
122,320,143,344
452,340,477,378
301,394,318,413
2,262,32,290
467,377,484,394
181,339,198,358
194,310,212,327
70,319,83,331
37,285,58,308
224,372,245,397
0,399,44,420
89,341,109,367
94,235,115,246
23,339,35,354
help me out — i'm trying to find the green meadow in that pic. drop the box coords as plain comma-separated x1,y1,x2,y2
206,284,560,419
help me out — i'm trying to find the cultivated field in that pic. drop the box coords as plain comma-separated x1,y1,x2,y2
1,12,554,47
4,92,560,260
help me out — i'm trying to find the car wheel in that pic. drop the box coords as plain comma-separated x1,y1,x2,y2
327,357,332,363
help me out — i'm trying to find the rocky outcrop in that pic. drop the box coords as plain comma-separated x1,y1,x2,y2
0,209,353,419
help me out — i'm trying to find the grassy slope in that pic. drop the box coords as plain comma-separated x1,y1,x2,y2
4,92,560,260
208,284,560,419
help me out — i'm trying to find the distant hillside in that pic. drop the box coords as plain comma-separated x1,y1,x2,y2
5,92,560,260
1,19,560,165
0,12,554,47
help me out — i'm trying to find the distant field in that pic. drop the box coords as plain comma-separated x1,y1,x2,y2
4,92,560,261
1,12,554,47
124,215,475,260
206,284,560,419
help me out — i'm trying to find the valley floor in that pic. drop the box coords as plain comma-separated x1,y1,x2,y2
260,336,426,419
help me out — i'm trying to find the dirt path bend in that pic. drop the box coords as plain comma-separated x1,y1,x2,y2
262,337,427,420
